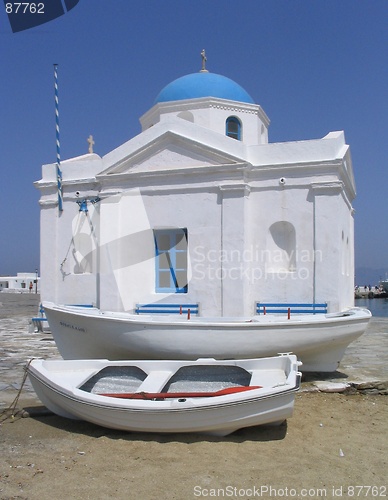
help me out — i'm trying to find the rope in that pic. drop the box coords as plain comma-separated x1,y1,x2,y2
86,211,98,246
60,210,84,273
60,198,100,273
0,358,34,423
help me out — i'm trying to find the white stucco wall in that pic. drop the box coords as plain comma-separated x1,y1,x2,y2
0,273,40,292
35,95,356,315
140,97,270,146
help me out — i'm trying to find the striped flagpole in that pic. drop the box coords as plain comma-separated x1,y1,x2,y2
54,64,63,212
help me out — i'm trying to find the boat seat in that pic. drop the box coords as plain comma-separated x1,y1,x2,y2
250,369,287,387
136,371,174,394
256,302,327,315
135,303,199,315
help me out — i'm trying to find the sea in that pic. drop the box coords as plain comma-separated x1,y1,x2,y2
355,297,388,318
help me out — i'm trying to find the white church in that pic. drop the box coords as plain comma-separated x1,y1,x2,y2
35,55,356,317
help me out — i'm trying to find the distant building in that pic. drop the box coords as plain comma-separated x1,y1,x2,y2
35,61,356,314
0,272,40,293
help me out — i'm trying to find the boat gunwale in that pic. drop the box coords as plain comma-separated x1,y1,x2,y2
27,367,301,414
42,302,372,329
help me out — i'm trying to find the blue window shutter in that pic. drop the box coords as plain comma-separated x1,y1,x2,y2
226,116,242,140
154,229,188,293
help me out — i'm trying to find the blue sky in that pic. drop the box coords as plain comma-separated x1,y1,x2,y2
1,0,387,283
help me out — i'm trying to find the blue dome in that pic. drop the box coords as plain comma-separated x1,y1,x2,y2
154,72,255,105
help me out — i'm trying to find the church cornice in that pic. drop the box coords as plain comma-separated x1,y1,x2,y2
310,181,344,193
140,97,270,130
98,162,249,188
219,182,251,197
310,181,353,210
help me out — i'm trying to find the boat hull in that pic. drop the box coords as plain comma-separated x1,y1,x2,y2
27,356,301,436
43,302,371,372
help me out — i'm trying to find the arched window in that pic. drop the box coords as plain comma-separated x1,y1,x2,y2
226,116,242,140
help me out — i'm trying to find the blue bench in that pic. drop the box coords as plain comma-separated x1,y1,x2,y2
31,316,48,332
256,302,327,315
135,303,199,315
31,303,94,332
31,303,48,332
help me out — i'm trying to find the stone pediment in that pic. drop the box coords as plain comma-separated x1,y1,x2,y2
99,132,243,177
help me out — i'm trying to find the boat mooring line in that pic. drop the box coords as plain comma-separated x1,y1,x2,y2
0,358,35,423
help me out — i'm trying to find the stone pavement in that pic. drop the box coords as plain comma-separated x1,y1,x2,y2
0,293,387,410
302,315,388,394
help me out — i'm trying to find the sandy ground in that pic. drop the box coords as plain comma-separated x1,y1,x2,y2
0,294,387,499
1,394,387,500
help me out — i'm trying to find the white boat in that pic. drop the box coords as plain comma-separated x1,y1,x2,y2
27,355,301,436
43,302,371,372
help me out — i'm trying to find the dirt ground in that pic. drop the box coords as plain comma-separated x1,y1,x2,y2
0,393,387,500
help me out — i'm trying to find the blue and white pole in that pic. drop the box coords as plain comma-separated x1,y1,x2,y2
54,64,63,212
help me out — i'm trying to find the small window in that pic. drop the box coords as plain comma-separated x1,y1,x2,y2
154,229,188,293
226,116,242,140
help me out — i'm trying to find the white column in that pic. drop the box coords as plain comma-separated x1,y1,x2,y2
219,184,250,316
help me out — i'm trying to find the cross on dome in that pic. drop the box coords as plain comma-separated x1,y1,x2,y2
200,49,208,73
